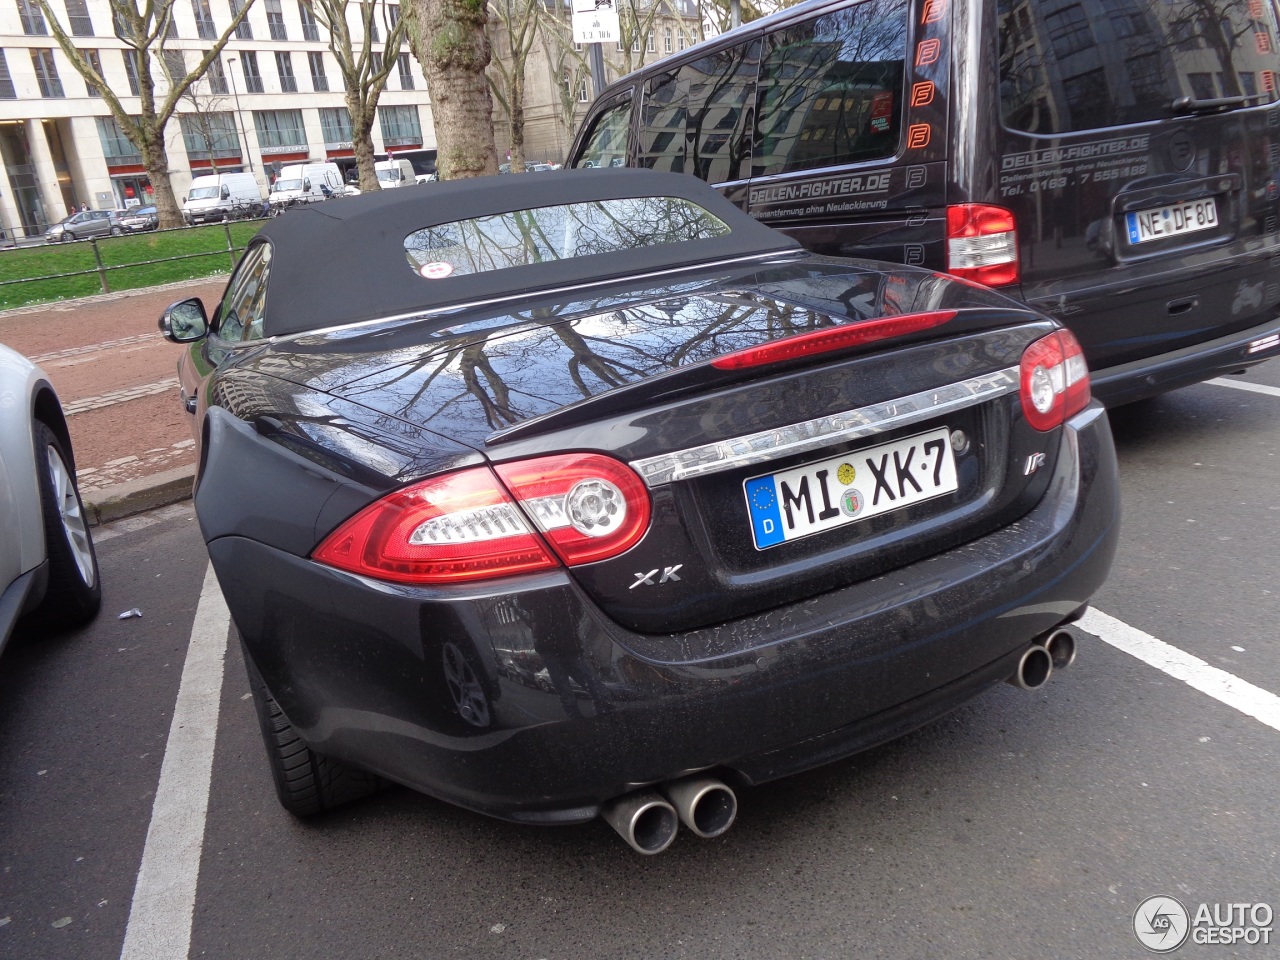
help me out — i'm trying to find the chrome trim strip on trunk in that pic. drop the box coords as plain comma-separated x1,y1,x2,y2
630,366,1021,488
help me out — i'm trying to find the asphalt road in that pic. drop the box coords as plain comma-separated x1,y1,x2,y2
1,367,1278,960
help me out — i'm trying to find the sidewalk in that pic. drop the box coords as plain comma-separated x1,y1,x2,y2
0,277,230,525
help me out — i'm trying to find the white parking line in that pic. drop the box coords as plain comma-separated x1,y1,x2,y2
119,563,229,960
1080,608,1280,734
1206,377,1280,399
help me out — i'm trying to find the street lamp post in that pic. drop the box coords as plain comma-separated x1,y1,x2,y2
225,57,253,173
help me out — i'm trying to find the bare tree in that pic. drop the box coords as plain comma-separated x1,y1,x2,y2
404,0,498,179
35,0,257,227
537,0,590,150
487,0,543,172
176,82,237,174
303,0,407,191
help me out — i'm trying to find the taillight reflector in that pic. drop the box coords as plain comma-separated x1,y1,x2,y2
1019,329,1091,431
710,311,958,370
312,454,651,584
947,204,1019,287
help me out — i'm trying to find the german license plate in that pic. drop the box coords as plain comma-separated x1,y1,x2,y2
744,427,958,549
1125,198,1218,245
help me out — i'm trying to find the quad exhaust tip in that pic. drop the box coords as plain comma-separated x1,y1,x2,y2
662,775,738,839
1006,627,1079,690
601,790,679,855
1007,644,1053,690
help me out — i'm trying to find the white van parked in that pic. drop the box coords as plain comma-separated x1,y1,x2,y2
183,172,263,224
268,162,345,207
374,158,416,189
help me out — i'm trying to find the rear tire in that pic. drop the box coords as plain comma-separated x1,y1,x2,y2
241,642,385,816
110,226,123,236
31,422,101,628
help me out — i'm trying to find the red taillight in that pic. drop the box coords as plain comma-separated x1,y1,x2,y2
710,311,958,370
312,454,650,584
494,453,650,566
1019,329,1091,431
947,204,1019,287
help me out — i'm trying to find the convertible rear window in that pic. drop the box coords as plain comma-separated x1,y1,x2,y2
402,195,731,280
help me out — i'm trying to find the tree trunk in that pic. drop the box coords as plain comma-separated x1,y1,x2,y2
348,92,382,192
141,121,182,227
406,0,498,180
508,60,526,172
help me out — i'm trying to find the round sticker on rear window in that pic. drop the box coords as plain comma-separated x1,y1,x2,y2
419,261,454,279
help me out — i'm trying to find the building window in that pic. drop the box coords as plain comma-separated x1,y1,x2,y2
1045,3,1092,60
319,105,352,144
208,54,228,93
308,50,327,91
368,14,379,42
84,49,103,95
122,48,140,95
162,48,185,80
578,76,589,101
632,33,640,53
192,0,216,38
31,48,64,97
298,0,319,40
65,0,93,35
275,51,297,91
180,112,241,160
378,103,420,146
397,52,413,89
229,0,252,39
647,31,655,52
253,108,306,149
97,116,141,162
17,0,46,35
677,30,686,50
240,50,263,92
370,51,383,75
266,0,287,39
664,28,671,52
387,4,402,44
0,50,16,98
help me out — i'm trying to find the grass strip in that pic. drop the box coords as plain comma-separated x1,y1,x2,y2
0,221,261,310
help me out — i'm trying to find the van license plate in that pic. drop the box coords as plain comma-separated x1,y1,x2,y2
1125,198,1218,245
744,427,958,550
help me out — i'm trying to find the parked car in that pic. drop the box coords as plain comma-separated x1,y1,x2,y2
569,0,1280,406
159,169,1118,853
45,209,123,243
118,205,159,233
0,345,102,655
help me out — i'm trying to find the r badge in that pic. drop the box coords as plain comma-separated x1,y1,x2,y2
1024,452,1047,476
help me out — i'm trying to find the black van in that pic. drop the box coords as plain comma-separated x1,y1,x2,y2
568,0,1280,404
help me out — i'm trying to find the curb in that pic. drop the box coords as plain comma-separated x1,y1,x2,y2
83,464,196,527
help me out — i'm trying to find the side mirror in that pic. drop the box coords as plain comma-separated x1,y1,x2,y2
303,178,311,190
159,297,209,343
221,185,230,199
181,195,186,203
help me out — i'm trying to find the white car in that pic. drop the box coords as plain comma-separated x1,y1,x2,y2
0,344,100,652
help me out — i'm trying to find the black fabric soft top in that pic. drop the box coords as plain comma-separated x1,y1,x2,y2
255,168,800,338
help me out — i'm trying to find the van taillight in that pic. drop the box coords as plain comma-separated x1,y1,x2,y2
1019,329,1090,431
947,204,1019,287
312,454,651,584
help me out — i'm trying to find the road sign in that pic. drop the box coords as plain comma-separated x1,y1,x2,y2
572,0,619,44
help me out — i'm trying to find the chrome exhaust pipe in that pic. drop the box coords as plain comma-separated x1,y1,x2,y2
1043,628,1077,670
601,790,679,855
661,775,737,839
1006,644,1053,690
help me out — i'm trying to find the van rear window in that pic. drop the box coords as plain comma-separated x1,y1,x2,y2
999,0,1280,134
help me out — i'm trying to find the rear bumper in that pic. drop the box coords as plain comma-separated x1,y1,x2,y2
1087,309,1280,406
212,405,1119,823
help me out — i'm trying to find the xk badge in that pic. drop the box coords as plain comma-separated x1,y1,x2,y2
630,565,683,589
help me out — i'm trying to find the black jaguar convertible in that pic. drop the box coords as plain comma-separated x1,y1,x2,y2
161,169,1119,853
